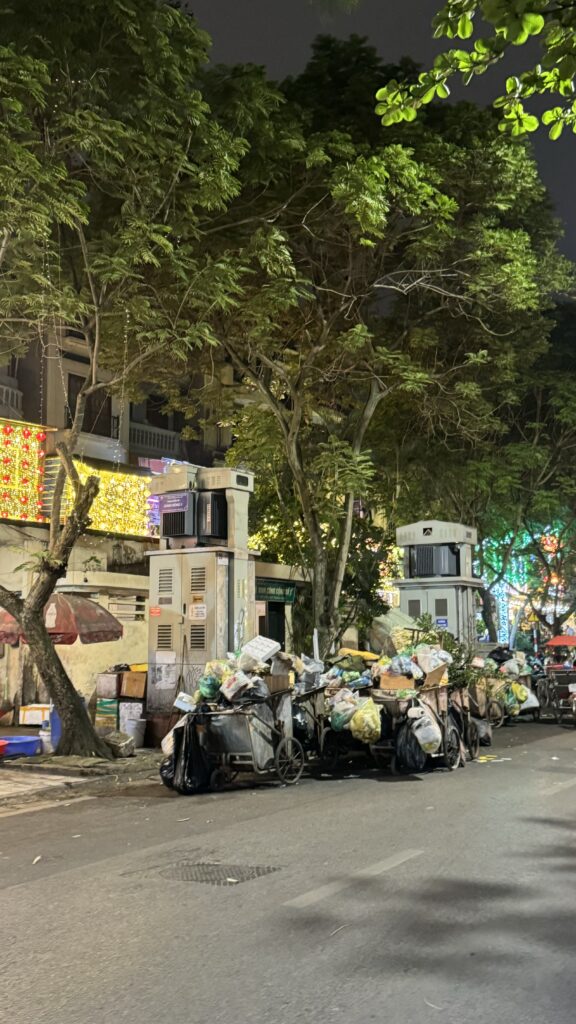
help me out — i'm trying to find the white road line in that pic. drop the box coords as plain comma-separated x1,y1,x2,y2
283,849,423,909
541,777,576,797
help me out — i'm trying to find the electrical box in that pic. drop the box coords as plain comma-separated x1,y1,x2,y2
149,464,199,496
159,491,197,539
147,548,256,713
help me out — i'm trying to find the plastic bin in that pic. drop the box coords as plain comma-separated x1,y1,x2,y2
123,718,146,749
0,735,42,757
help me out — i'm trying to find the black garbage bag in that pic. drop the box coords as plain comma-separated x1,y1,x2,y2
159,755,175,789
172,713,212,794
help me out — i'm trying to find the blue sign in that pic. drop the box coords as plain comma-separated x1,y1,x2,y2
158,492,189,514
436,617,448,628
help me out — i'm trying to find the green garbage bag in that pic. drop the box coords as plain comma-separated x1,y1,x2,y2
198,675,221,700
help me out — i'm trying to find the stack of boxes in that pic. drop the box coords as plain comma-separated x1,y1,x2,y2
95,667,147,734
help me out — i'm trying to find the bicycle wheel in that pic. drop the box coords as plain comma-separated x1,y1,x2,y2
442,721,462,771
488,699,505,729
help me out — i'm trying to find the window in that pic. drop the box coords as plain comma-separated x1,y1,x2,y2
67,373,112,436
408,599,421,619
435,598,448,618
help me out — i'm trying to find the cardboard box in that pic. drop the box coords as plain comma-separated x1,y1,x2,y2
96,673,121,698
120,671,147,699
19,703,51,726
267,673,294,694
422,665,448,688
119,700,144,733
95,698,118,731
374,673,413,691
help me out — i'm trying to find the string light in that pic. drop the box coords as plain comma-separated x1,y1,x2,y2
0,417,47,522
59,459,154,537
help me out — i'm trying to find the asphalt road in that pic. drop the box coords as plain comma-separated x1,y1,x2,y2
3,720,576,1024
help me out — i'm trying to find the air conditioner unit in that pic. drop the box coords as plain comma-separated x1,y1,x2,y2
149,464,200,496
159,491,197,539
408,544,460,578
195,467,254,493
197,491,228,544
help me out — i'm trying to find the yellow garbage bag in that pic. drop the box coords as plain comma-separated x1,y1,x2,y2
350,698,381,744
511,682,529,704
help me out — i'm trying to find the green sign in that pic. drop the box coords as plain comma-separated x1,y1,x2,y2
256,579,297,604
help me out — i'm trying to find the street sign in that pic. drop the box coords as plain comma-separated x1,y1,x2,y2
256,579,297,604
436,617,448,628
158,491,189,513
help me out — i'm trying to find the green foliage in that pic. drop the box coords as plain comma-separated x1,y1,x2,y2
0,0,247,379
374,1,576,138
158,37,569,651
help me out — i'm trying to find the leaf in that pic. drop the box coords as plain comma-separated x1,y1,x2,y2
549,121,564,140
457,14,473,39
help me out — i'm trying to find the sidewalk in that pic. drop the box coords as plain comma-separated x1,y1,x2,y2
0,749,164,811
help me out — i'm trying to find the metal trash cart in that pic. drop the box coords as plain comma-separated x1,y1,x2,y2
293,683,373,770
201,690,305,790
548,671,576,726
370,688,422,773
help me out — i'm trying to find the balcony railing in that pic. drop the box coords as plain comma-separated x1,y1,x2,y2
129,422,180,457
0,382,23,418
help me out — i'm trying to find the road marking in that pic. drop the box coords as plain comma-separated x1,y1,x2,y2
0,795,95,819
541,777,576,797
283,849,423,909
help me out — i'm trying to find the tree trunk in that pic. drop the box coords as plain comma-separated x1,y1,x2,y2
480,587,498,643
20,608,111,758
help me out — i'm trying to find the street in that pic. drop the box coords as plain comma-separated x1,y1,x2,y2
2,722,576,1024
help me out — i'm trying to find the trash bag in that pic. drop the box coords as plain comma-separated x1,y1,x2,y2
331,699,358,732
205,659,234,679
511,682,529,704
238,677,270,703
198,675,221,700
300,653,325,692
350,698,381,744
172,713,211,794
220,671,252,702
395,721,428,773
159,755,175,789
474,717,492,746
389,655,415,677
411,712,442,754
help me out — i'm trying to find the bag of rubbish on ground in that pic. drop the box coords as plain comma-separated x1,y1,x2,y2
520,688,539,711
410,709,442,754
160,755,175,789
220,671,253,702
474,717,492,746
350,698,381,744
198,675,221,700
331,697,358,732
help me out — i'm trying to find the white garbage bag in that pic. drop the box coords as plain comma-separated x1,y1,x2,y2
411,712,443,754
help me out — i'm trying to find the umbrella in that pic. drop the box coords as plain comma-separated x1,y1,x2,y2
0,593,123,646
545,634,576,648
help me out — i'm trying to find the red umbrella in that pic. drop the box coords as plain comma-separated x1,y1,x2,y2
0,593,123,646
545,635,576,648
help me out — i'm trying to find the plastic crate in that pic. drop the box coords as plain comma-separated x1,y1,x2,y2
0,735,42,757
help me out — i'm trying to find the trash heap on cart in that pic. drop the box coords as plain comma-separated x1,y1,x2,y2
160,628,525,795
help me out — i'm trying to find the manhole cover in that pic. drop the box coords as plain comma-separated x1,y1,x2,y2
158,861,280,886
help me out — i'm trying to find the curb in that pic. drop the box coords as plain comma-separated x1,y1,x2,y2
0,767,162,811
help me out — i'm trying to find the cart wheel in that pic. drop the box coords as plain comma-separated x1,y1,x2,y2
320,729,341,772
488,699,505,729
467,719,480,761
209,768,227,792
532,708,541,722
443,722,462,771
275,737,305,785
389,754,400,776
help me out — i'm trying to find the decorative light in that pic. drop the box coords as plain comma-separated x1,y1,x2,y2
0,417,47,523
59,459,154,537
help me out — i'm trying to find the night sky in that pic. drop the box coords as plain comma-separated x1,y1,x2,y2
189,0,576,259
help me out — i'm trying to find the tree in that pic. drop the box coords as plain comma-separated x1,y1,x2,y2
164,46,569,655
0,0,247,754
374,1,576,139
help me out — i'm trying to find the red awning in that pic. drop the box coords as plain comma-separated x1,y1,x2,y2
0,593,123,646
545,634,576,648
